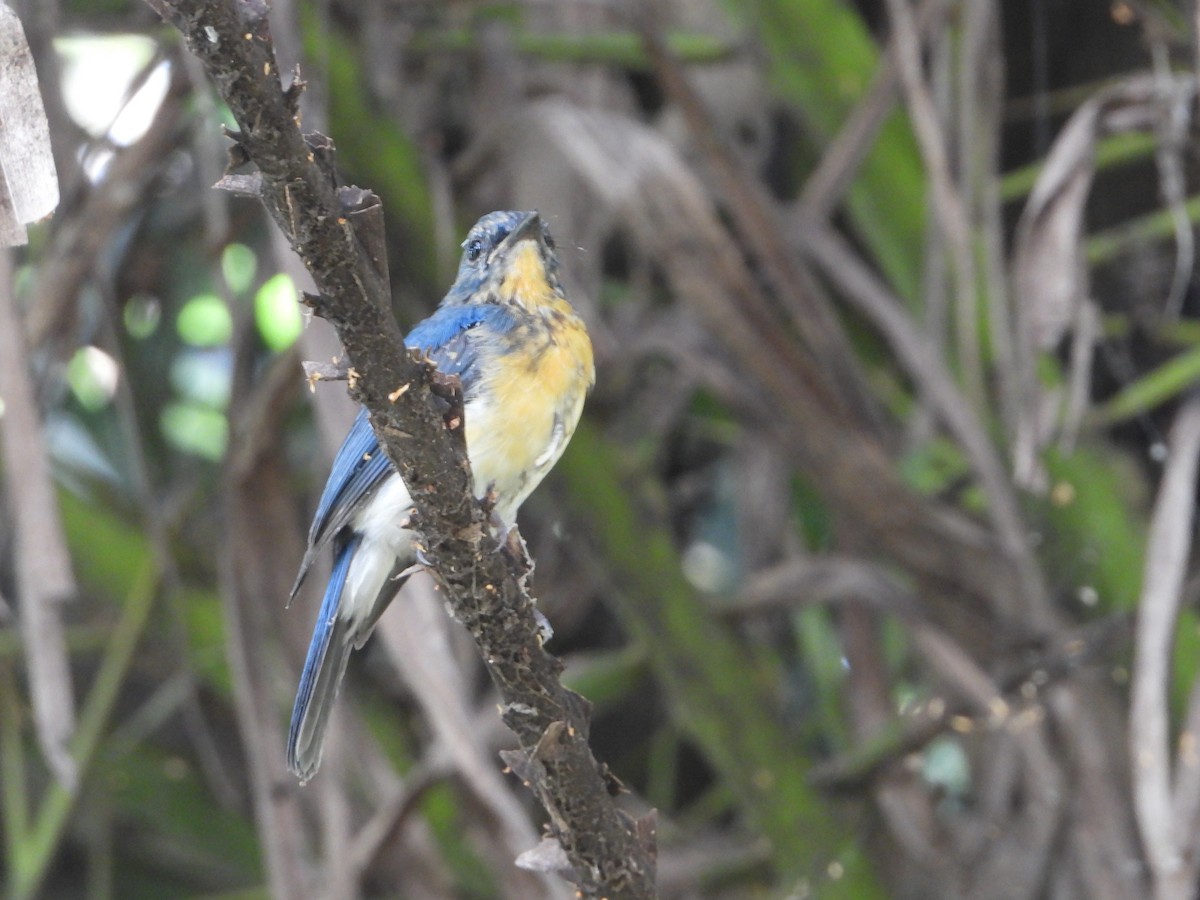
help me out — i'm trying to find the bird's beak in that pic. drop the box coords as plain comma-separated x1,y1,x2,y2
500,212,544,250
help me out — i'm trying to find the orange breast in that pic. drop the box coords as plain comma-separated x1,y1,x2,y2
499,244,558,306
464,308,594,523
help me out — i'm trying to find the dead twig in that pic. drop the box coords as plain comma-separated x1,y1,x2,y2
883,0,981,408
1130,394,1200,900
0,249,77,788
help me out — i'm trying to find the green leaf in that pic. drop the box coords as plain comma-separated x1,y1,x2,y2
221,243,258,296
161,402,228,461
181,587,231,696
60,489,149,601
177,294,232,347
1087,192,1200,267
422,782,495,898
409,28,734,68
1092,345,1200,425
1040,446,1146,611
795,606,848,749
123,293,162,339
254,273,303,352
1174,610,1200,720
66,346,119,411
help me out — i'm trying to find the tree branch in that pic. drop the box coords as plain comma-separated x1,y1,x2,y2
143,0,655,895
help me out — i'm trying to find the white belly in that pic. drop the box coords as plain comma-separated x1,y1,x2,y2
344,473,416,632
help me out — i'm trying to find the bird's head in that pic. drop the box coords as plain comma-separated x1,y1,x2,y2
442,210,564,310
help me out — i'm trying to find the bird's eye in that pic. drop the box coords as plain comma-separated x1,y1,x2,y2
465,237,484,262
542,225,556,250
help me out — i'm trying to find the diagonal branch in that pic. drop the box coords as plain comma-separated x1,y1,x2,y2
142,0,655,895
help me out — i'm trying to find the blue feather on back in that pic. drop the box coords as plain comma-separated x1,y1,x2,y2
407,303,516,366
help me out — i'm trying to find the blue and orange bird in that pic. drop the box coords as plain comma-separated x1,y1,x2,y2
286,211,594,781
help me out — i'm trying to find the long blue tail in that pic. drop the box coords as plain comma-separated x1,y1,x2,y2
287,534,361,782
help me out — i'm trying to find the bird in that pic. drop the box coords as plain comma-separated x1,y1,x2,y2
286,210,595,782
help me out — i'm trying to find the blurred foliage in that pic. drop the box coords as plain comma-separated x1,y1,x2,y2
6,0,1200,898
733,0,926,300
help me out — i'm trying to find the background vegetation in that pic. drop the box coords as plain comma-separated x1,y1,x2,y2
4,0,1200,897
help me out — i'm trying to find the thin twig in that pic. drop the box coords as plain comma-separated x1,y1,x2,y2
959,0,1023,444
0,249,77,788
1150,41,1194,320
348,759,447,876
883,0,982,407
1130,393,1200,900
1172,649,1200,866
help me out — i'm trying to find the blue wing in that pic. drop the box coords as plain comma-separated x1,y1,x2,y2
289,408,391,600
289,302,518,600
407,302,517,387
307,408,389,548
